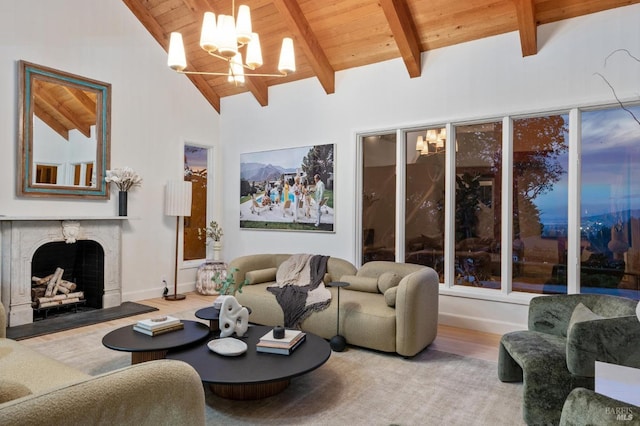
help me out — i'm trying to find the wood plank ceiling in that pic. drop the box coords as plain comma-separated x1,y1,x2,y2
122,0,639,113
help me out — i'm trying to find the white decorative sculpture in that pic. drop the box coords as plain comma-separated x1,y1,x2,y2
219,296,249,338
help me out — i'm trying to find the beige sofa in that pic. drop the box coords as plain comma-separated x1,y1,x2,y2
0,302,206,426
230,254,440,357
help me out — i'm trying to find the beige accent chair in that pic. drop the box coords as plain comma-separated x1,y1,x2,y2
231,254,439,357
0,302,206,425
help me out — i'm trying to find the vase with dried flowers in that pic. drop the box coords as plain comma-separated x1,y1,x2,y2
105,167,142,216
198,221,224,261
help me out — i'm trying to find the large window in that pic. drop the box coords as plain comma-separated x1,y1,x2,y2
580,106,640,300
405,128,446,281
362,133,396,264
512,115,569,295
454,122,503,288
359,104,640,301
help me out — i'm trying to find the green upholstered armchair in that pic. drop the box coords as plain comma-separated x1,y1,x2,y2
559,388,640,426
498,294,640,425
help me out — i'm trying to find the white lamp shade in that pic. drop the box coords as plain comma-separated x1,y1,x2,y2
245,33,263,69
235,5,252,44
199,12,218,53
416,135,424,152
165,181,192,217
278,37,295,74
421,142,430,155
228,53,245,84
217,15,238,58
167,32,187,71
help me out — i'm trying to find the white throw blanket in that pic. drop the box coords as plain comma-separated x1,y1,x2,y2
268,254,331,328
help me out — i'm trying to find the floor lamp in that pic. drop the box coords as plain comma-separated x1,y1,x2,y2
164,180,192,301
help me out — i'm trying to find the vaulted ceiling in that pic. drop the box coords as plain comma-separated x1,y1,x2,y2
122,0,639,113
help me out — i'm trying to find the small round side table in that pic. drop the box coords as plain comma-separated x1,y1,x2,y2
327,281,350,352
195,305,252,332
196,260,228,295
195,306,221,332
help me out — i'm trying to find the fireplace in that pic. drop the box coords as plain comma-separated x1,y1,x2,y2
0,217,123,326
31,240,105,318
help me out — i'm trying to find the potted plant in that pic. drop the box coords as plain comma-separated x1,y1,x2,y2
212,268,248,309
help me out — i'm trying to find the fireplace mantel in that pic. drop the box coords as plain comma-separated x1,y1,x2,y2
0,216,130,221
0,217,124,326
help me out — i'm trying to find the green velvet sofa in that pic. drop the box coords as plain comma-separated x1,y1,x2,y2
498,294,640,425
230,254,440,357
0,302,206,425
560,387,640,426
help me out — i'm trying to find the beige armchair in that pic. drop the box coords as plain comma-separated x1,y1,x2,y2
0,302,206,425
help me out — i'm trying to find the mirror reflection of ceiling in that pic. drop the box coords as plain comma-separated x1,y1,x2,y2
32,79,97,140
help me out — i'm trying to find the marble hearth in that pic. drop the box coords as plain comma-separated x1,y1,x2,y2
0,217,124,326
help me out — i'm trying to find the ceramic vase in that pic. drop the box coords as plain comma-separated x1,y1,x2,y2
196,261,226,295
212,240,222,261
118,191,128,216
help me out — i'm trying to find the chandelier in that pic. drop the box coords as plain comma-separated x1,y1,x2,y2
167,1,295,84
416,128,447,156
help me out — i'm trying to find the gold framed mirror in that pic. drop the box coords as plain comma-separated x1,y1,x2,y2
18,60,111,198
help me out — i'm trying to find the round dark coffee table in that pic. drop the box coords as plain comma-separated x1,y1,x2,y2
166,325,331,400
102,320,210,364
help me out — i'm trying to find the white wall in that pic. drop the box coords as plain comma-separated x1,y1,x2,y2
1,2,638,333
219,5,640,333
0,1,219,301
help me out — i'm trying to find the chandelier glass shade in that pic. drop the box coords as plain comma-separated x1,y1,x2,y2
416,128,447,156
167,2,295,83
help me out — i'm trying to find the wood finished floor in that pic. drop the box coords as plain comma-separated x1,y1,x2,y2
20,292,501,362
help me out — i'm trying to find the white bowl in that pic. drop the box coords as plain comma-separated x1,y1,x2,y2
207,337,247,356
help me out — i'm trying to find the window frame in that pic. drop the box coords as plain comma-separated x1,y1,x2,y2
356,102,640,304
182,141,214,269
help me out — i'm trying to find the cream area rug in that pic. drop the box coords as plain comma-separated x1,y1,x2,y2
21,309,525,426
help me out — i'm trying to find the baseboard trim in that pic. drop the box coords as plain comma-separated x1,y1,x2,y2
438,312,525,335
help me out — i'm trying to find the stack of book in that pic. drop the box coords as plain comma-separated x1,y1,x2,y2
256,328,306,355
133,315,184,336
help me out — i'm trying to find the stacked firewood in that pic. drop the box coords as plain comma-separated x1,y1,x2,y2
31,267,85,309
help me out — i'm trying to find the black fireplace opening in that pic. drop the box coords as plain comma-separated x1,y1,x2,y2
31,240,104,319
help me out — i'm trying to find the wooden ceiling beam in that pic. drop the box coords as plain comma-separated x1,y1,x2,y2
244,76,270,107
272,0,335,94
379,0,422,78
513,0,538,56
122,0,222,112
